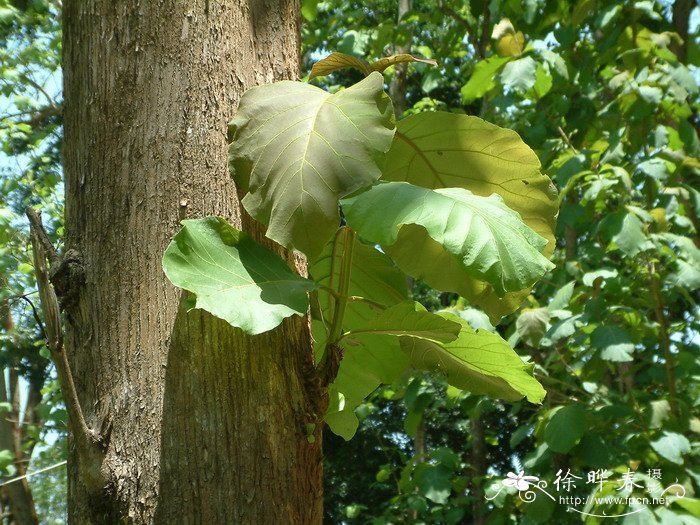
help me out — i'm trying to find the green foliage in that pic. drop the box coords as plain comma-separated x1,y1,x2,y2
301,0,700,523
163,217,318,335
401,313,546,403
164,53,557,439
1,0,65,521
5,0,699,522
341,181,554,296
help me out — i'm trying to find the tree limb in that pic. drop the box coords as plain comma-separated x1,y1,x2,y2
26,208,106,493
438,1,483,59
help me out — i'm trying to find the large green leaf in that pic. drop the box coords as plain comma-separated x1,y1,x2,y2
380,112,558,319
162,217,317,335
400,313,546,403
311,237,461,439
382,112,557,252
341,301,461,343
342,181,555,297
228,73,395,259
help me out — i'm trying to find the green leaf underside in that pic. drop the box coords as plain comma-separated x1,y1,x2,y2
324,306,544,439
342,301,461,343
383,112,558,254
228,72,395,260
381,112,558,319
162,217,317,335
342,181,555,297
401,313,546,403
311,231,409,438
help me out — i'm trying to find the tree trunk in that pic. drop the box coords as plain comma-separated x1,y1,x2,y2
0,299,40,525
470,415,487,525
62,1,323,522
672,0,692,63
389,0,412,117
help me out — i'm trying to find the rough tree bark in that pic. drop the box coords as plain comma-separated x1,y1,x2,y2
62,1,323,522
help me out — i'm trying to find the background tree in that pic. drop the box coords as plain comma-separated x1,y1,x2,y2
0,0,63,522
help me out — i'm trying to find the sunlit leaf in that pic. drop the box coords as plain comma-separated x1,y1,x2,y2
500,56,537,93
651,432,691,464
496,31,525,57
401,313,546,403
229,72,395,259
343,181,554,299
162,217,317,335
380,112,558,320
461,56,511,103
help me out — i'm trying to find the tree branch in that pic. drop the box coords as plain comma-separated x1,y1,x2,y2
438,1,483,59
26,208,106,493
19,74,57,110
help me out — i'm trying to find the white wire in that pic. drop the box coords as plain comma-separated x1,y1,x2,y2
0,459,67,487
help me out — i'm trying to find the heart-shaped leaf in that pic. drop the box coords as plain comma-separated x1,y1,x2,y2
401,313,546,403
162,217,317,335
229,72,395,260
342,181,555,297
